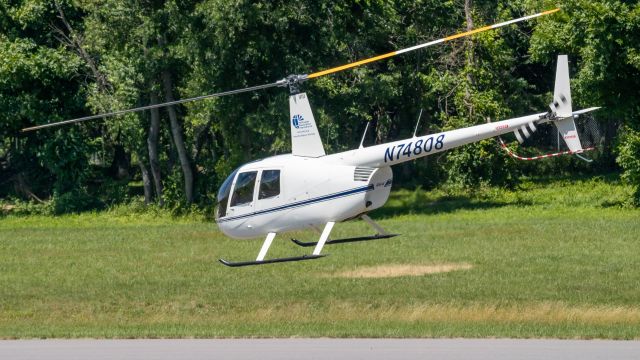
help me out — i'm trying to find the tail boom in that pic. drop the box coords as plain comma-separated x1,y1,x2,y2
328,112,547,167
325,55,599,168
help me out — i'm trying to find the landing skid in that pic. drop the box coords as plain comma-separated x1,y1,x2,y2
291,233,398,247
219,222,335,267
219,216,395,267
219,254,326,267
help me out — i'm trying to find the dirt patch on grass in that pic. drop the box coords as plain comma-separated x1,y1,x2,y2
331,263,473,278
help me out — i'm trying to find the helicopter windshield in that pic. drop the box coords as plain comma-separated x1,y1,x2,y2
215,168,239,219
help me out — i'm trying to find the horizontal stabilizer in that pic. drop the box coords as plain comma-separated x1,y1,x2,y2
555,107,601,152
572,107,601,116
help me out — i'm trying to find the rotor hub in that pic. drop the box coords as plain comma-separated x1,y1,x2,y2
277,74,308,95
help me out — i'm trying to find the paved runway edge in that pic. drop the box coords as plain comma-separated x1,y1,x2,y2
1,339,639,360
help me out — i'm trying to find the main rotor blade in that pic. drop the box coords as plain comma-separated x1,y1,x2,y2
22,8,559,133
22,80,282,132
306,8,559,79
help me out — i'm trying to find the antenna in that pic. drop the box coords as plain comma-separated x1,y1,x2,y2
359,121,371,149
412,109,424,137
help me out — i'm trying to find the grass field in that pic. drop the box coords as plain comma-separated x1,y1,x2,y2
1,176,639,339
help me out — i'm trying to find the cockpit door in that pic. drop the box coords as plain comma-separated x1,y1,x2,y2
255,169,283,212
226,170,258,220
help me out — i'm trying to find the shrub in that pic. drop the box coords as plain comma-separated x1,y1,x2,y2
617,127,640,205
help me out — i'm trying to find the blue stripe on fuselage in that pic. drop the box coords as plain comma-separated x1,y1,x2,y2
217,185,373,223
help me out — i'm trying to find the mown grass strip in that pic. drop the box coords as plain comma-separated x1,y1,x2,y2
0,177,639,338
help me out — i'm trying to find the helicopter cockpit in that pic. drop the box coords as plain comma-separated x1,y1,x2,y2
215,167,282,221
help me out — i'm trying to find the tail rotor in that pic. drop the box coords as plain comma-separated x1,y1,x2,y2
500,55,601,162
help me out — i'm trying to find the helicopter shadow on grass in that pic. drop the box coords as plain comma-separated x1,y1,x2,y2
369,191,528,219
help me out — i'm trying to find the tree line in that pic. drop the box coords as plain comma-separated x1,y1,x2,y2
1,0,639,213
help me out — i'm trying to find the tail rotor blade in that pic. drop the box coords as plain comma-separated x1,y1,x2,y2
306,8,559,79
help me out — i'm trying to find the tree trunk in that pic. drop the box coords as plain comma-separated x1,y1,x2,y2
53,1,111,94
193,118,214,168
110,144,130,179
464,0,474,51
137,157,153,205
464,0,475,121
161,69,194,204
147,90,164,205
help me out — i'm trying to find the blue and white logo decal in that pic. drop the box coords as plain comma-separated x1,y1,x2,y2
292,114,303,129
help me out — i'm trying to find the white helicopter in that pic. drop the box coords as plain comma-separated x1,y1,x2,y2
24,8,598,267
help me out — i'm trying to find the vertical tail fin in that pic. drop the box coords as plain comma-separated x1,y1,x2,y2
550,55,582,152
550,55,573,117
290,92,326,157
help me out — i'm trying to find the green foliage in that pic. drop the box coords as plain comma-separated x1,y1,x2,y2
0,197,54,216
40,129,96,193
161,168,188,210
529,0,640,117
2,0,640,209
51,188,104,214
0,0,89,201
530,0,640,192
425,2,540,188
617,128,640,205
444,140,519,188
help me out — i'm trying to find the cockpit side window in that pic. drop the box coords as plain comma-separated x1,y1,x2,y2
215,168,239,219
259,170,281,199
230,171,258,207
